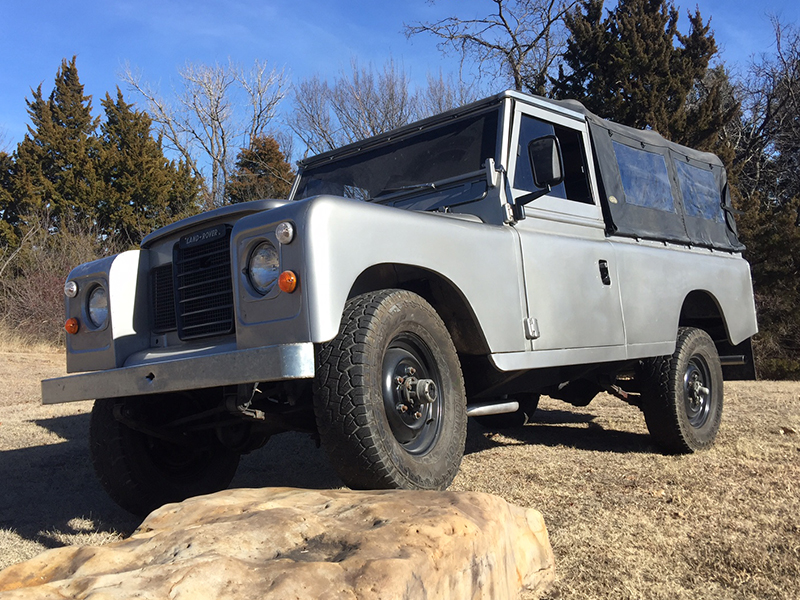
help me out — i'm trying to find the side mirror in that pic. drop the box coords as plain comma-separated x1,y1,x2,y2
512,135,565,219
529,135,564,190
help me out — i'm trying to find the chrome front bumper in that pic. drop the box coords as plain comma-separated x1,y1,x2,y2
41,343,316,405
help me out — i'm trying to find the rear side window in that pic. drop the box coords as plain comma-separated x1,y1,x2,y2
612,141,674,212
675,160,723,222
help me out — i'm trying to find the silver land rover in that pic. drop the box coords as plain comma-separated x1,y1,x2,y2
43,91,758,515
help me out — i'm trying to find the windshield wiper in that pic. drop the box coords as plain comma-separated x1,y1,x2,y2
373,182,437,198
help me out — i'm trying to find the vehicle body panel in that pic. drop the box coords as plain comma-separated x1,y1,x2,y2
43,90,758,406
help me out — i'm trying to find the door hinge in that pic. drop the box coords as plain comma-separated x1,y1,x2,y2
524,317,540,340
504,202,515,223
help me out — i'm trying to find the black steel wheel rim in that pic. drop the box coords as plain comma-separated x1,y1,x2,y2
684,355,713,428
381,332,444,455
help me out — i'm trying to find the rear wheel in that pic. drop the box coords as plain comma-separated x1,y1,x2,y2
90,396,240,516
638,327,723,453
314,290,467,490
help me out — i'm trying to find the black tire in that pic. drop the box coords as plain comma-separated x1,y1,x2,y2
638,327,723,453
90,396,240,516
473,394,540,429
314,289,467,490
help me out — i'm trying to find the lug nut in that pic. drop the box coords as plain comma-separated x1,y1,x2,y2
396,403,409,413
414,411,423,420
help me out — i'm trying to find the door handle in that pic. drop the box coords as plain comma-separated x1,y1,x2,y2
599,260,612,285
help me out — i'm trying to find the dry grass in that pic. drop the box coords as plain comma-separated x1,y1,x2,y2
1,350,798,598
451,384,800,599
0,326,62,355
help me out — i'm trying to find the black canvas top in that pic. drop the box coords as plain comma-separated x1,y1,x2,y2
545,98,744,252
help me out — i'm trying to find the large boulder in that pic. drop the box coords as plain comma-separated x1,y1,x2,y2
0,487,554,599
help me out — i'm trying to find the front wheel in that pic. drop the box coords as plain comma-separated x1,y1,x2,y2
314,290,467,490
90,396,240,516
638,327,724,453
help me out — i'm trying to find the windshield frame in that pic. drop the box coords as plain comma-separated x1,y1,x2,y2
291,103,503,205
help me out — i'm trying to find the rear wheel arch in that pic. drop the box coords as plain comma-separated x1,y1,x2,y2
678,290,728,344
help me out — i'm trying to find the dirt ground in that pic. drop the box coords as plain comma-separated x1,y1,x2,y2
1,349,798,599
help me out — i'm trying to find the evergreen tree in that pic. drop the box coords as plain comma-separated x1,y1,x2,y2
734,191,800,378
553,0,736,151
12,56,101,232
226,136,294,203
98,88,200,244
0,151,17,246
729,20,800,377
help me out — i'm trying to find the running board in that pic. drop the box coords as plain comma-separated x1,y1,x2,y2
466,401,519,417
719,355,746,366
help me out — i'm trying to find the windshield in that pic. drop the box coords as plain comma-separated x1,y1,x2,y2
294,109,500,201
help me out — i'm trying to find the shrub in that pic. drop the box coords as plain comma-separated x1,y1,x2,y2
0,220,122,346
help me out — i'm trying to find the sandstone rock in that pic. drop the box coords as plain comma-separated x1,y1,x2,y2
0,487,554,599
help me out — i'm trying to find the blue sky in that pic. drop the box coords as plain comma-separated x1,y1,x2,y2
1,0,796,153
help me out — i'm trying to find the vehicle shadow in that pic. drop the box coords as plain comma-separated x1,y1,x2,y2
1,413,140,552
464,407,654,455
3,405,649,561
1,414,343,560
233,432,344,490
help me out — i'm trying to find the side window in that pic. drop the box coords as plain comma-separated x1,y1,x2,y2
674,160,723,222
514,115,593,204
612,141,675,212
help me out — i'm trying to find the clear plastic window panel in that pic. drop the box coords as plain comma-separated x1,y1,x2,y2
612,141,675,212
674,160,723,222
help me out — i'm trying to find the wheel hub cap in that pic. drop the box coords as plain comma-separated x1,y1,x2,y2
684,357,712,428
381,336,443,455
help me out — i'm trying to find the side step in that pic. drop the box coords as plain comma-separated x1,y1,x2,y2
719,355,746,366
466,401,519,417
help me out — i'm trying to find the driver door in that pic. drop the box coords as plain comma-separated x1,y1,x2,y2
509,106,626,352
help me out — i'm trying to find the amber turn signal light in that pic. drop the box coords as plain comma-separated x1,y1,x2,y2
278,270,298,293
64,318,80,335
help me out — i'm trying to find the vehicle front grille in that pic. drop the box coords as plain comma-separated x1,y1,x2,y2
151,265,177,333
173,229,235,340
149,227,236,340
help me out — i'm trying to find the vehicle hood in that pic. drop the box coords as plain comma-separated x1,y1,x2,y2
141,199,290,249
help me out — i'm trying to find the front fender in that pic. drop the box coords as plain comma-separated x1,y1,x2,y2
65,250,150,372
300,196,527,354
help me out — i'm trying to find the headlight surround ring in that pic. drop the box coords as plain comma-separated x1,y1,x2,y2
87,285,109,329
247,241,280,295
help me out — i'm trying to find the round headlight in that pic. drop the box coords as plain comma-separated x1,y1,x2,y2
248,241,280,294
87,286,109,328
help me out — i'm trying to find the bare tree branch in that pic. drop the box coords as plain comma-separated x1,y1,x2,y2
0,224,39,281
290,59,481,156
0,128,10,154
405,0,577,94
122,59,287,209
731,16,800,208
